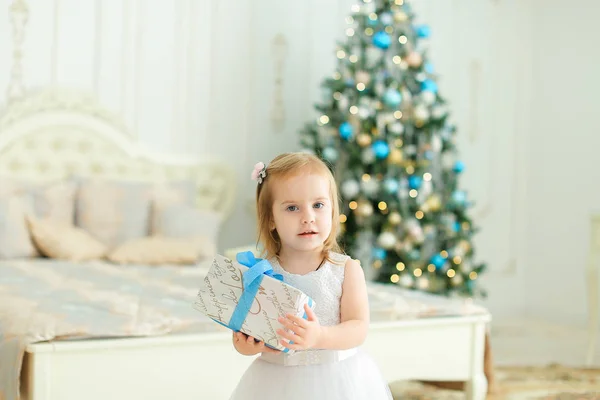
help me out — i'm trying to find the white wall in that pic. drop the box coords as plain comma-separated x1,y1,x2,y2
1,0,594,326
524,0,600,328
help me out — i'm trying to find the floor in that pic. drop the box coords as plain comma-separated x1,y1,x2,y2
389,318,600,399
489,316,600,367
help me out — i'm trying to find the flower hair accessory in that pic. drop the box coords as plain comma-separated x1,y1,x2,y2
251,162,267,184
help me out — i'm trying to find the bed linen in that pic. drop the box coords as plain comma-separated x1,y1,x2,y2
0,258,487,400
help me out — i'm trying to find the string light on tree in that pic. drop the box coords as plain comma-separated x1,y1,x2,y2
299,0,487,297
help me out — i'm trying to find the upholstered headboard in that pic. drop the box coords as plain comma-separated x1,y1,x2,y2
0,89,236,219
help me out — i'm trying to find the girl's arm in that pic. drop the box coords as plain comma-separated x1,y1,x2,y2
315,258,370,350
232,332,281,356
276,258,370,351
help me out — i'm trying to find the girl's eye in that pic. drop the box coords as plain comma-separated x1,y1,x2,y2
286,205,298,212
314,202,325,209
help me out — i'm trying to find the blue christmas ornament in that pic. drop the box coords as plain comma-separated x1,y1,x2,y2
345,78,355,88
338,122,353,140
453,160,465,173
408,175,422,189
452,190,467,204
424,150,434,160
415,24,431,38
383,178,399,194
372,140,390,159
421,79,438,94
372,31,391,50
322,147,338,163
453,221,461,232
383,89,402,108
424,62,434,74
372,247,387,260
431,254,446,270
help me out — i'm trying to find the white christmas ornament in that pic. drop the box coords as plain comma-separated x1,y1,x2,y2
421,90,436,105
461,261,473,273
358,107,371,119
453,246,466,257
358,201,374,217
366,48,382,68
361,178,379,196
404,144,417,156
413,231,425,244
380,13,393,25
362,148,376,164
414,105,430,121
377,232,397,249
399,274,413,288
400,88,412,104
451,274,464,286
341,179,360,199
421,180,432,197
408,223,425,243
417,277,430,290
338,96,349,112
355,71,371,85
389,122,404,134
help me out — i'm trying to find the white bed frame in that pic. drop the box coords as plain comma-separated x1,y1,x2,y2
22,315,490,400
0,88,490,400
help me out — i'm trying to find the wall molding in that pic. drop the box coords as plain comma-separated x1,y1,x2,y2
270,33,287,132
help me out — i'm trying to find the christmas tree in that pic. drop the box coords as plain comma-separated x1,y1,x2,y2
299,0,486,297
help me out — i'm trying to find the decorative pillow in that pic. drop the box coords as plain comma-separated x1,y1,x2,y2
75,178,153,248
107,236,215,265
151,204,222,252
152,204,221,238
0,179,77,259
150,180,196,232
27,216,108,262
0,194,37,259
27,180,77,225
151,180,196,208
0,179,77,224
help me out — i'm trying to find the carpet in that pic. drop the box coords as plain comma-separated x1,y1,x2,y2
389,364,600,399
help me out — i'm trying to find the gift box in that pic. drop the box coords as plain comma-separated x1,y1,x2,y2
193,251,315,354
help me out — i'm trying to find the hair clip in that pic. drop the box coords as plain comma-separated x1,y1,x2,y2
251,162,267,184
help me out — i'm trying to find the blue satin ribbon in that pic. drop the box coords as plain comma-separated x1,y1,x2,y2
227,251,284,332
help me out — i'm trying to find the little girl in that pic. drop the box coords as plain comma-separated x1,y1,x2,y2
229,152,393,400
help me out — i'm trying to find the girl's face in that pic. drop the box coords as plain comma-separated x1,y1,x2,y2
270,172,332,254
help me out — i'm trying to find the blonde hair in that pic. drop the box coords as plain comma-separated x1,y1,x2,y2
255,152,342,261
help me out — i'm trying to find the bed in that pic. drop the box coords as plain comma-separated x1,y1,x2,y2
0,88,491,400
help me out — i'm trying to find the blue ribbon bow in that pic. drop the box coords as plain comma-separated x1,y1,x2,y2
227,251,283,332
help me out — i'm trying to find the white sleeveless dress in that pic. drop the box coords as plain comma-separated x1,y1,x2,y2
228,251,393,400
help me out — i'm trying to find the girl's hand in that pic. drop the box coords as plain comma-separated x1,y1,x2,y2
232,332,281,356
277,304,322,351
